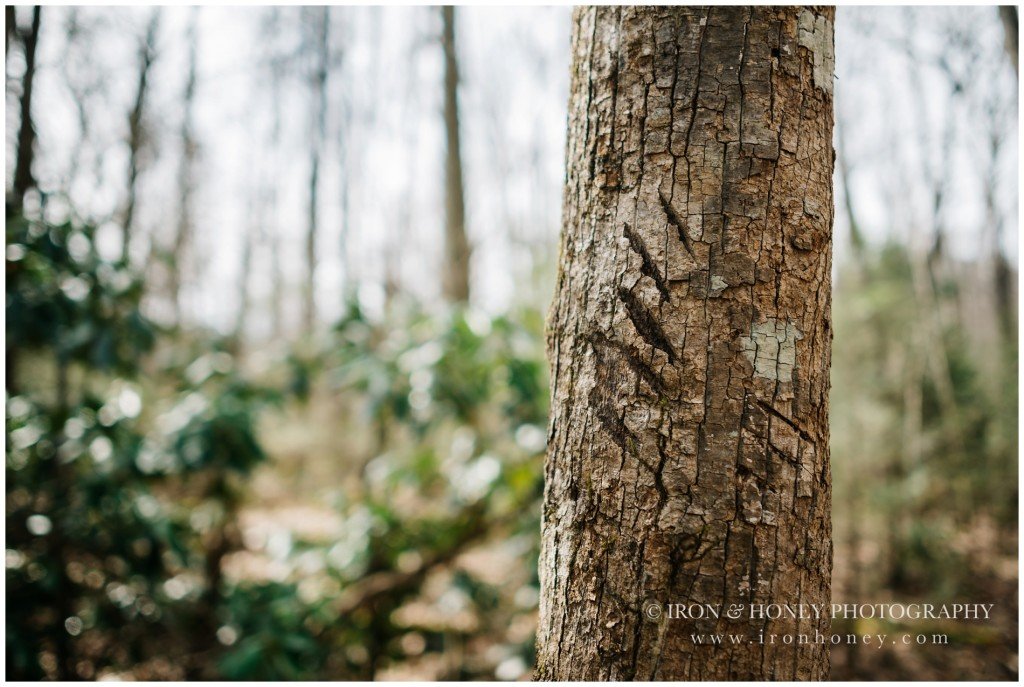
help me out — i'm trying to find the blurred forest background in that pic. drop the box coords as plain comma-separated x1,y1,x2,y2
4,5,1019,681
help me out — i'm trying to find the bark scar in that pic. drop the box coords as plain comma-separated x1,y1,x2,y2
623,223,670,302
617,286,678,363
754,398,813,442
589,330,669,397
658,190,695,259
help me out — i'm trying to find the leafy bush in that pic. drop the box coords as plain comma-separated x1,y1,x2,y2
7,213,549,679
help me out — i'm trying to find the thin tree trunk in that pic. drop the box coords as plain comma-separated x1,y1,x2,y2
835,118,865,261
440,6,470,305
538,7,835,680
334,15,352,305
5,6,15,57
234,125,268,352
303,7,329,334
339,139,353,304
171,9,199,327
382,32,423,313
991,206,1016,350
10,6,41,214
61,11,93,198
980,104,1016,351
6,5,41,397
1000,6,1018,76
338,97,353,304
262,10,286,340
886,340,922,590
121,10,160,264
233,203,255,351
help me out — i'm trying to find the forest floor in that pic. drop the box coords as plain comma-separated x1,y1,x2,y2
831,522,1018,681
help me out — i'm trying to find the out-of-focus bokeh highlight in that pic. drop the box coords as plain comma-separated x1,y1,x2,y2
5,6,1018,680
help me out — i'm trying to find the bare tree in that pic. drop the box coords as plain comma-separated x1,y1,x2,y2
6,5,41,418
538,7,835,680
835,119,866,260
169,8,199,326
5,6,15,57
10,6,41,215
252,8,288,340
233,147,266,349
994,6,1018,338
329,9,353,306
302,6,330,333
999,6,1018,75
121,10,160,263
60,10,96,195
440,5,471,305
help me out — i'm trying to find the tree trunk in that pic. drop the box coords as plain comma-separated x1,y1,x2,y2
337,47,353,304
263,9,286,340
6,6,41,396
10,6,41,214
303,7,329,334
440,5,471,305
5,6,15,57
835,118,865,260
538,7,834,680
233,196,255,351
121,10,159,264
170,8,199,327
1000,6,1018,76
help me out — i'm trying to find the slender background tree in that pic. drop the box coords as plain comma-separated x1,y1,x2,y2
440,5,471,306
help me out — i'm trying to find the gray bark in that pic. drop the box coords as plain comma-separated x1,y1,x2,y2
262,9,286,340
303,6,330,333
538,7,835,680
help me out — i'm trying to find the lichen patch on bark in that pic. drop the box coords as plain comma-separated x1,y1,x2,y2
798,8,835,94
741,318,803,382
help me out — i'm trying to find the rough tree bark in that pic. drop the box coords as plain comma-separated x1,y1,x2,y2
440,5,471,305
538,7,834,680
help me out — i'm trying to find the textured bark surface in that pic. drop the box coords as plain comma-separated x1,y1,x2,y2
538,7,834,680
